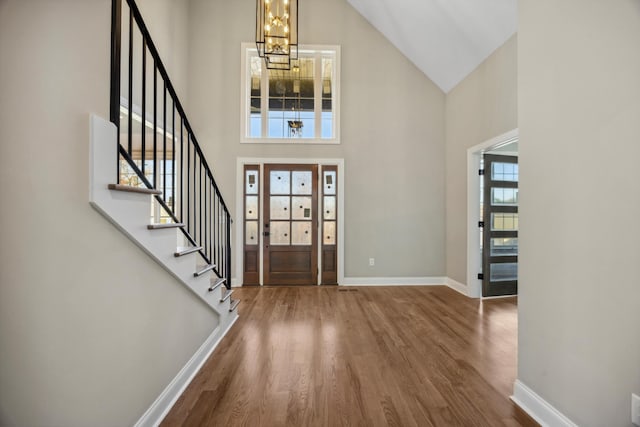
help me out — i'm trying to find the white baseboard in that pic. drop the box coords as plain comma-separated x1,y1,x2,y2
511,380,578,427
444,277,468,296
341,276,447,286
134,315,239,427
340,277,469,297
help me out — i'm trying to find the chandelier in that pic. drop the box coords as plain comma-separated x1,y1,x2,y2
256,0,298,70
287,64,303,137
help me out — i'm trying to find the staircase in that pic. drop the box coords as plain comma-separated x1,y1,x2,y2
89,114,238,324
89,0,237,317
87,0,238,425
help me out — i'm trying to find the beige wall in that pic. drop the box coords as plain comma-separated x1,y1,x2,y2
186,0,446,279
137,0,190,102
0,1,217,426
518,1,640,425
445,34,518,285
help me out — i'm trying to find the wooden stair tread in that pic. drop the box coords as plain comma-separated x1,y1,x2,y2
194,264,215,277
220,288,233,302
229,298,240,312
108,183,162,195
147,223,185,229
208,277,226,292
174,246,203,257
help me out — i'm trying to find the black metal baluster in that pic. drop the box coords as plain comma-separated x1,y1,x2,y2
199,158,203,250
180,118,184,223
214,188,218,266
163,83,167,202
141,37,146,178
206,174,210,262
172,100,175,212
209,178,217,262
186,133,191,235
193,139,196,240
218,208,225,275
221,213,226,280
127,8,133,156
214,196,219,270
110,0,122,181
226,212,232,288
153,64,157,189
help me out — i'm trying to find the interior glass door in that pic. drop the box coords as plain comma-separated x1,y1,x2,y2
482,154,518,297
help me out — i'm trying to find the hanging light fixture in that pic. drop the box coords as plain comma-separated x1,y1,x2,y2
256,0,298,70
288,63,303,137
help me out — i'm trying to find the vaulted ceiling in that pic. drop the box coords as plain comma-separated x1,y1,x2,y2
346,0,517,93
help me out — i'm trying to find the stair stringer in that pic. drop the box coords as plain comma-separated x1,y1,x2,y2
89,114,237,328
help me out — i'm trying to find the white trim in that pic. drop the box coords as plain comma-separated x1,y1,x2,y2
134,316,239,427
466,128,519,298
341,277,469,296
235,157,345,286
482,294,518,300
342,277,446,286
445,277,468,296
512,380,578,427
490,150,518,157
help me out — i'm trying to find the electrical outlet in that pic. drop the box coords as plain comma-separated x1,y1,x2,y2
369,258,375,266
632,393,640,426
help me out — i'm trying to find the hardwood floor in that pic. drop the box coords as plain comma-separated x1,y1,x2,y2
162,286,538,427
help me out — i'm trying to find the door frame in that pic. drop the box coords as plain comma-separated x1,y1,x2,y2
235,157,345,286
466,129,519,298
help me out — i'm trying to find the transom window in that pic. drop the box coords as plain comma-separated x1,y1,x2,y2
241,43,340,144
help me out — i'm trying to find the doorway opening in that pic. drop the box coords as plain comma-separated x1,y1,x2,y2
235,158,344,286
466,130,519,298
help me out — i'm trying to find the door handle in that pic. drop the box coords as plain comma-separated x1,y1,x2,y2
263,231,270,236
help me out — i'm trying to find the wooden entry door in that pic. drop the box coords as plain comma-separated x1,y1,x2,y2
263,164,318,285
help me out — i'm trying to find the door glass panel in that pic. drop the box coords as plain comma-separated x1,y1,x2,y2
323,196,336,220
491,162,519,182
246,221,258,245
323,171,336,195
324,221,336,245
270,221,290,245
292,196,312,220
491,188,518,206
292,171,312,195
246,170,259,194
490,238,518,256
490,263,518,282
291,222,312,245
245,196,258,219
270,171,290,194
270,196,290,220
491,213,519,231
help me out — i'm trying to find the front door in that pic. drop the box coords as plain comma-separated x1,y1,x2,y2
263,164,318,285
482,154,519,297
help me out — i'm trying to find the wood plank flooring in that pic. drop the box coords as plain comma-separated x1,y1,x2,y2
162,286,537,427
